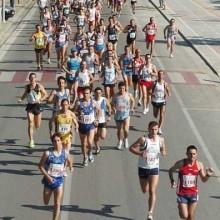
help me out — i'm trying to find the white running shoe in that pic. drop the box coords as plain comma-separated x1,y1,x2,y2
138,100,142,106
116,140,123,150
83,157,89,167
170,53,174,58
143,108,147,115
124,138,129,149
147,212,153,220
29,139,35,148
48,58,51,64
89,152,94,163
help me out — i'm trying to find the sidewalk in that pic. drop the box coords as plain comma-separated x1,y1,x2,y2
0,0,35,47
149,0,220,76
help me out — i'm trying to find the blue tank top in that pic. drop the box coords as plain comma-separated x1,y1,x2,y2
45,149,66,178
79,99,95,124
114,93,130,120
122,54,133,72
67,57,81,71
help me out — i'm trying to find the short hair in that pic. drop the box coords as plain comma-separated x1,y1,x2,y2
35,24,40,28
95,87,102,92
51,132,61,142
29,72,36,80
61,98,69,106
83,86,91,92
148,121,159,129
118,81,126,88
57,76,66,84
186,145,197,153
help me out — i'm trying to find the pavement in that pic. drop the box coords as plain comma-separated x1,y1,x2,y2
0,1,220,220
0,0,35,47
3,0,220,77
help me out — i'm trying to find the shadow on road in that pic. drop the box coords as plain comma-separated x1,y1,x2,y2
22,204,134,220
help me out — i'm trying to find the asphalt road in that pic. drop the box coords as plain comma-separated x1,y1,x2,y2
0,1,220,220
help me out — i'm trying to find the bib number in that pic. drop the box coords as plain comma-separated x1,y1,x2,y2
58,124,71,134
182,175,196,188
48,163,64,177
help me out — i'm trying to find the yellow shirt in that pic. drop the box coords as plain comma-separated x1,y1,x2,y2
33,31,45,49
55,114,73,137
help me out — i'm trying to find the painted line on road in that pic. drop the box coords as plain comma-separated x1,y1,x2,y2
166,72,186,84
186,107,220,112
0,71,16,82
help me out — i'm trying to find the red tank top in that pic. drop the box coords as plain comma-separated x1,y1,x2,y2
177,159,200,196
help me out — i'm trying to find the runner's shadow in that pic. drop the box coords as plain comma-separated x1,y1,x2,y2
0,168,40,176
22,204,133,219
210,196,220,199
0,217,15,220
0,160,38,166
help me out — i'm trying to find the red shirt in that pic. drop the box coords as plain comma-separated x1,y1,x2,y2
177,159,200,196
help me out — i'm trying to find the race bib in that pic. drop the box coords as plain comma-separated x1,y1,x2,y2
35,37,44,47
82,115,94,124
59,34,66,43
146,152,156,165
182,175,197,188
48,163,64,177
129,32,136,39
109,34,117,41
147,29,155,35
58,124,71,134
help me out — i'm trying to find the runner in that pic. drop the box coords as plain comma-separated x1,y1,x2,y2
63,47,81,100
39,133,73,220
50,99,78,152
142,17,157,57
43,19,55,64
159,0,166,10
107,16,121,51
18,72,48,148
94,25,106,61
139,54,157,114
74,86,100,166
169,145,214,220
130,0,137,14
112,81,135,149
73,7,87,28
123,19,137,54
133,48,144,102
93,87,112,154
129,121,167,220
101,55,120,101
151,70,171,135
75,61,94,99
55,25,69,69
47,76,71,114
73,26,88,53
119,45,134,90
42,6,51,27
164,18,178,58
30,24,47,70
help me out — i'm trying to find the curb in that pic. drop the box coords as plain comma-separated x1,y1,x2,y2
149,0,219,77
0,1,35,48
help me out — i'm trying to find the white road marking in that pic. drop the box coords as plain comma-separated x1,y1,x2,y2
195,73,218,85
0,71,16,82
166,72,186,84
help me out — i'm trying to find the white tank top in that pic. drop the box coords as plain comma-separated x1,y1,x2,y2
138,136,161,169
152,81,166,103
78,70,90,87
141,65,153,81
94,97,106,123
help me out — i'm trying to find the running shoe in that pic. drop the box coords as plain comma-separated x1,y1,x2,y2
29,139,35,148
89,152,94,163
147,212,153,220
124,138,129,149
94,147,101,155
83,157,89,167
143,107,149,114
48,58,51,64
116,140,123,150
170,53,174,58
138,100,142,106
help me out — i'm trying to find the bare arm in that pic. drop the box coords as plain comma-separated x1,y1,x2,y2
198,162,215,182
129,136,146,156
169,160,183,187
38,151,53,183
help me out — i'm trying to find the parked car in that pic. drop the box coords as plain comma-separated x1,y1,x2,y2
3,6,15,20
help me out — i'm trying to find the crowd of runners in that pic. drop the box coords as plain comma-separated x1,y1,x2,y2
17,0,215,220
